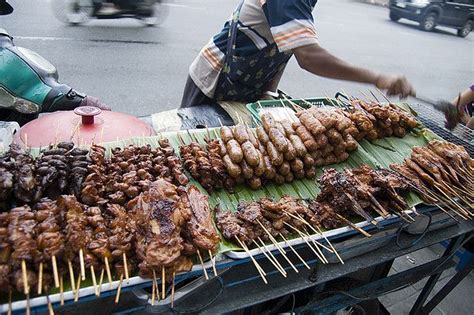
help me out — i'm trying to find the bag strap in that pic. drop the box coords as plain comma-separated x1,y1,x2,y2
224,1,245,69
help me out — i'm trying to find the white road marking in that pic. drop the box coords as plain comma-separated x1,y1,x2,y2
15,36,75,41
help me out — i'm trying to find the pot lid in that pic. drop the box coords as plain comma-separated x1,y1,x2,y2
14,106,156,148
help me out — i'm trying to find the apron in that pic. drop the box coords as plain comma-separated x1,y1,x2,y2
214,1,292,103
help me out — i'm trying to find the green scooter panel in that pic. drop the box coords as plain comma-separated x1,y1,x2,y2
0,48,51,106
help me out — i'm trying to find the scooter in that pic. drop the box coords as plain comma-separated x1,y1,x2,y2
50,0,168,26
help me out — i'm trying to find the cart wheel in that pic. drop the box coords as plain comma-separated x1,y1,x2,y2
389,11,400,22
457,20,473,38
419,12,437,32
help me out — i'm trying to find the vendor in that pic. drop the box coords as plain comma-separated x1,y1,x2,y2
452,85,474,129
181,0,416,108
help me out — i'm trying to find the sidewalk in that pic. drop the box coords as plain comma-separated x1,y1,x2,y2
379,244,474,314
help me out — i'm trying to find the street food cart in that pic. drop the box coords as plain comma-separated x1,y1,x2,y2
0,94,472,314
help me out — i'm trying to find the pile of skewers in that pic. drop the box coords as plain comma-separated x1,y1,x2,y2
215,164,414,247
179,98,418,192
0,179,220,313
0,143,90,211
81,140,189,206
390,140,474,220
347,99,419,140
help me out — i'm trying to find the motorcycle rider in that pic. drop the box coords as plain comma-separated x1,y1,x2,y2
0,0,110,126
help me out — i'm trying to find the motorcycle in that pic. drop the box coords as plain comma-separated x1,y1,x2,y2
50,0,168,27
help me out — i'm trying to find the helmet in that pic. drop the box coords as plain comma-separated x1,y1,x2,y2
0,0,13,15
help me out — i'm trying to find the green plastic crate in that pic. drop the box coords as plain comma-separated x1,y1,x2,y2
246,97,339,123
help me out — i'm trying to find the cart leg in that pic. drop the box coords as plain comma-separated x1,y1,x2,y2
409,235,467,315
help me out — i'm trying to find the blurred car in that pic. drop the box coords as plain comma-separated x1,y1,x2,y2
389,0,474,37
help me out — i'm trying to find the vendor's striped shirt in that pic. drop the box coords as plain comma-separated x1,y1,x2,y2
189,0,319,98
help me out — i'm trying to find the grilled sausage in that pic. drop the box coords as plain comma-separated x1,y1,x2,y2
294,122,318,151
336,152,350,163
233,124,250,144
269,128,289,153
247,128,260,149
254,150,266,177
219,140,227,157
333,142,347,155
305,166,317,179
303,153,315,168
280,119,296,137
248,177,262,190
283,141,296,161
324,154,337,165
275,122,287,138
289,134,307,157
315,158,325,167
274,174,285,185
223,154,242,178
263,155,277,180
261,113,276,132
240,160,254,179
298,111,325,135
321,144,334,157
266,142,284,166
290,158,304,172
284,172,294,183
226,139,244,163
220,126,234,143
316,133,329,148
326,128,343,144
256,126,270,144
278,161,291,176
241,141,260,167
294,169,306,180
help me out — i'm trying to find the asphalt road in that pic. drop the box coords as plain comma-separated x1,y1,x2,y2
1,0,473,117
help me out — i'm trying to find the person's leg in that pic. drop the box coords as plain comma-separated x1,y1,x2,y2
180,76,214,108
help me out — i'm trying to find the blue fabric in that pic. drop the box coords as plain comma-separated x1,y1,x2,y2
262,0,318,27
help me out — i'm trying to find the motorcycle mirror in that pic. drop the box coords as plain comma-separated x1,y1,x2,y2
0,0,13,15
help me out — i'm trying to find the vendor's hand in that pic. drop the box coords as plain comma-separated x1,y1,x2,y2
80,96,111,111
375,75,416,99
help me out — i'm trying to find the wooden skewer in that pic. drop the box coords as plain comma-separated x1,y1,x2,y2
335,214,372,237
91,266,98,296
26,294,30,315
279,233,310,269
52,256,59,288
98,269,105,297
196,249,209,280
123,253,129,284
283,222,327,263
280,211,333,252
434,184,470,217
162,267,166,300
60,276,64,306
152,269,160,304
235,237,268,284
256,237,288,274
171,272,176,309
253,240,287,277
38,262,43,295
79,249,86,281
21,260,29,295
74,274,81,302
291,212,344,264
115,274,124,304
151,272,156,306
68,260,76,294
208,250,218,277
105,256,113,288
8,290,12,315
255,221,299,273
47,295,54,315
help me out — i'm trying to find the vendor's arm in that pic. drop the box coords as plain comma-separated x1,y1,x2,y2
451,87,474,126
293,44,415,98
